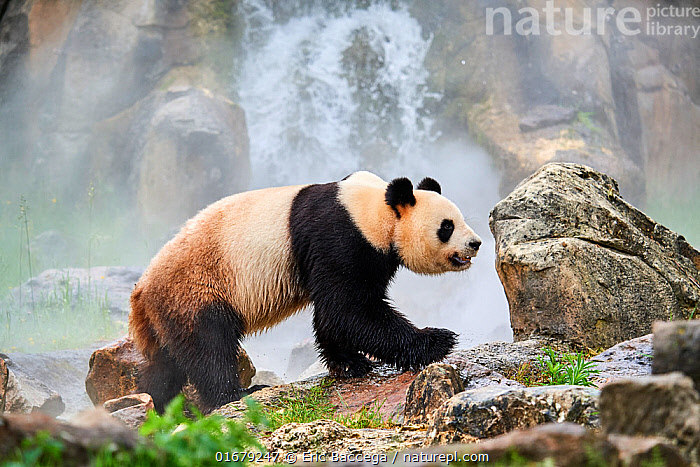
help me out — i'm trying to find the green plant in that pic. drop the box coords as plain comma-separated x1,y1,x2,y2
0,272,122,353
17,195,35,314
264,384,336,431
335,396,391,429
537,347,600,387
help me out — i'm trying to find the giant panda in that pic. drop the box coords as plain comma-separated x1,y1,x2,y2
129,171,482,412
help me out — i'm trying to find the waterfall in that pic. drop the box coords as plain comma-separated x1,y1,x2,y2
234,0,511,379
237,0,437,187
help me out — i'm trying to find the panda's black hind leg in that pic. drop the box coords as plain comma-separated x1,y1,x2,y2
139,347,187,413
176,302,245,413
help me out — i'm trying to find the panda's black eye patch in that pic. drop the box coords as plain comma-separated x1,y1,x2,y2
438,219,454,243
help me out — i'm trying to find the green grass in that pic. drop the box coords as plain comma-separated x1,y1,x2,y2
0,181,158,352
0,271,125,353
4,395,265,466
263,380,392,432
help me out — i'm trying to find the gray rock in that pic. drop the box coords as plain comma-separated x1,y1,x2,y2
519,105,577,132
285,338,319,381
428,385,599,444
296,360,328,382
600,372,700,463
591,334,653,385
6,347,98,420
652,321,700,391
2,355,65,417
490,163,700,349
251,369,285,388
446,339,550,376
404,363,463,426
265,419,425,458
121,87,250,237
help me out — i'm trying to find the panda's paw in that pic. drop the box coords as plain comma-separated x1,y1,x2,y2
327,354,374,378
416,327,458,366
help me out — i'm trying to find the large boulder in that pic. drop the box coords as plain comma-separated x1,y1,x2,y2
490,163,700,349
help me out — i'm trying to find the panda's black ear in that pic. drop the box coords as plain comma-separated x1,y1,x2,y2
385,177,416,218
417,177,441,194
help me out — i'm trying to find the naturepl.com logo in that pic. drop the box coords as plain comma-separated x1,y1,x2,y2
485,1,700,38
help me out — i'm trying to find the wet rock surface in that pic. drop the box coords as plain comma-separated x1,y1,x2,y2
652,321,700,391
590,334,653,385
328,365,417,423
428,385,599,444
600,372,700,463
490,163,700,349
446,338,551,376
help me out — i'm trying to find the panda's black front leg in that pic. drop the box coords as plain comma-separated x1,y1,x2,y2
312,293,457,375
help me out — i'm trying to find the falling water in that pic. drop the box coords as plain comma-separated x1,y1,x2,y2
234,0,511,379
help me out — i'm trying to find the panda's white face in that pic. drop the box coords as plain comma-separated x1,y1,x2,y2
394,191,481,275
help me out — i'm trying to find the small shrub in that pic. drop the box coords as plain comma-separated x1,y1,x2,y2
537,347,600,387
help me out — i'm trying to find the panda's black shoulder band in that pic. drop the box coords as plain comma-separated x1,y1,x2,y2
417,177,441,194
385,177,416,218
